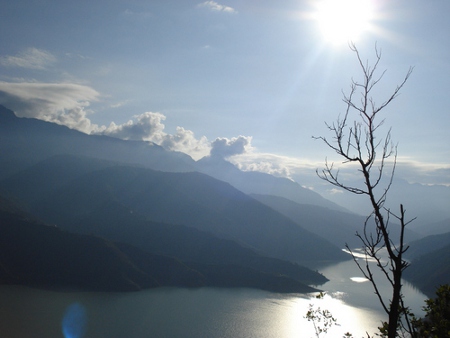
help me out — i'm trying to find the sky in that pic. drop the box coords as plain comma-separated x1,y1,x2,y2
1,0,449,190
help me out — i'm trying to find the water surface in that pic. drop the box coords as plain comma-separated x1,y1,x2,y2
0,259,426,338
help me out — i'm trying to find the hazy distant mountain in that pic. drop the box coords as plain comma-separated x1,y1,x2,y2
315,176,450,231
0,196,203,291
0,154,125,210
0,154,347,267
1,104,448,235
401,231,450,296
0,155,327,286
71,199,327,285
252,194,421,248
0,104,350,216
197,155,348,212
388,180,450,230
0,195,324,293
0,105,196,180
1,105,445,295
251,194,367,248
0,103,349,286
404,242,450,297
406,232,450,260
416,218,450,236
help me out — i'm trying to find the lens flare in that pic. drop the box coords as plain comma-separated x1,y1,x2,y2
62,302,87,338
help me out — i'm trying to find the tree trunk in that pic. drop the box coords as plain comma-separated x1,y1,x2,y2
388,261,402,337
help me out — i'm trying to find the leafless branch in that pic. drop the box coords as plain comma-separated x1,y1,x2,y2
315,44,415,338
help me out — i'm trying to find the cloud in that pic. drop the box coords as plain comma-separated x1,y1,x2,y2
227,148,450,195
0,48,57,69
240,161,292,178
65,52,90,60
0,81,212,159
394,158,450,186
0,81,100,132
197,1,237,13
99,113,211,160
1,80,447,187
110,100,129,108
328,188,344,194
160,127,210,159
102,116,253,161
101,112,166,141
210,136,252,159
230,152,320,181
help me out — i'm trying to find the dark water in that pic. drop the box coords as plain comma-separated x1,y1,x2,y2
0,259,426,338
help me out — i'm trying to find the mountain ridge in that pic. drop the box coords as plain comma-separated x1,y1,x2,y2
251,193,422,248
0,154,348,266
197,155,349,213
0,196,323,293
0,104,346,215
0,105,196,180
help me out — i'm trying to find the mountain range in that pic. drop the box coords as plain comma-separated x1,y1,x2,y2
0,104,347,213
0,196,202,291
314,176,450,231
0,105,448,295
251,193,421,248
0,196,321,293
0,154,347,266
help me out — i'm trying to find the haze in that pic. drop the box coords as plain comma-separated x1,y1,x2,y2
0,0,449,195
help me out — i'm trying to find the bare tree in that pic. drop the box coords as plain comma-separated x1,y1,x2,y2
315,43,415,338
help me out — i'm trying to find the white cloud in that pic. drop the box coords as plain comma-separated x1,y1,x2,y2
2,80,446,187
394,158,450,186
52,106,100,133
0,80,212,160
0,81,100,132
230,151,450,191
210,136,252,158
230,152,317,179
198,1,237,13
328,188,344,195
110,100,129,108
99,113,211,160
101,112,166,141
0,48,57,69
242,161,292,178
160,127,210,160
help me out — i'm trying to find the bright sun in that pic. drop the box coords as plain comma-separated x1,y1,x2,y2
314,0,374,45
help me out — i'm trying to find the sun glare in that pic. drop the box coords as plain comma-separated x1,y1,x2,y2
314,0,374,45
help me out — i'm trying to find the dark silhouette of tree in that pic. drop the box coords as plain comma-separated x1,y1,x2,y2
315,43,415,338
413,284,450,337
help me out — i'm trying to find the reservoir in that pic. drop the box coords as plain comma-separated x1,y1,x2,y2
0,257,426,337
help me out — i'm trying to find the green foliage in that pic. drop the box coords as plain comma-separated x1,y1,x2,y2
305,292,356,338
303,285,450,338
376,321,388,337
304,293,338,338
413,284,450,337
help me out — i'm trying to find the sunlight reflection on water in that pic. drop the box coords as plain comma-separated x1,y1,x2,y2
281,292,383,337
350,277,369,283
0,256,427,338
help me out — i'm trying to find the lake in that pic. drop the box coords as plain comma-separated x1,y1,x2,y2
0,257,427,338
